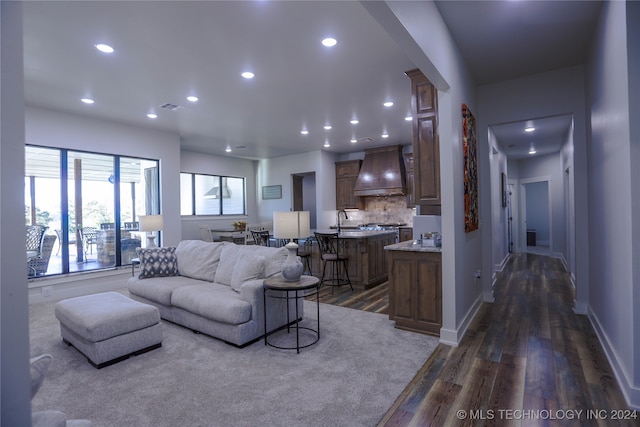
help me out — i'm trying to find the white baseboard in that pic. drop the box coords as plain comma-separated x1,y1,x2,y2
439,295,483,347
494,253,511,273
573,299,588,315
588,307,640,410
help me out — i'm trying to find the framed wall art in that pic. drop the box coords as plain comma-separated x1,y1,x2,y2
501,172,507,208
262,185,282,200
462,104,479,232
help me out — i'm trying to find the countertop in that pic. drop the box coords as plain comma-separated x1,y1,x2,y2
384,240,442,253
313,229,397,238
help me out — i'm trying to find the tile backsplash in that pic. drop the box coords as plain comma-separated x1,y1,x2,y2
338,195,416,226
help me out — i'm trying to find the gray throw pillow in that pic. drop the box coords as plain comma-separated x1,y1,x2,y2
136,247,179,279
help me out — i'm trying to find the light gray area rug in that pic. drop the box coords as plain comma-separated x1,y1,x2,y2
30,293,438,427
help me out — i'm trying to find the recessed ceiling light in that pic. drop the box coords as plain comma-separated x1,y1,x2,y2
404,116,413,121
525,127,535,132
350,119,359,125
186,96,199,102
225,147,232,153
529,147,536,154
300,130,309,135
147,113,158,119
381,133,389,138
350,139,357,143
321,37,337,47
383,101,394,107
94,43,114,54
324,140,330,147
324,125,332,130
81,98,94,104
241,71,255,79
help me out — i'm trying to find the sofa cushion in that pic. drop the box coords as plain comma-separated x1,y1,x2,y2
230,254,265,292
128,275,198,306
214,244,244,286
137,247,178,279
238,245,288,277
171,284,252,325
176,240,226,282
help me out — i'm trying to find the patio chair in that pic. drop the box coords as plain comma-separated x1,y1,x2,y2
26,225,47,276
27,234,57,276
54,229,77,255
79,227,98,259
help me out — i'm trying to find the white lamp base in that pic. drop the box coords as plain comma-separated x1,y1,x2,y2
281,241,303,282
146,235,157,248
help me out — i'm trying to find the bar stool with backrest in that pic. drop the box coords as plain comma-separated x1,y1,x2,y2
314,232,352,294
296,237,313,275
251,230,271,247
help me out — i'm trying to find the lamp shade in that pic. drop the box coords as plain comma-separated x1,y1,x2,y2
273,211,310,282
273,211,310,240
139,215,164,232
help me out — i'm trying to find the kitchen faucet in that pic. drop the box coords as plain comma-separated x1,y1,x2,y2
337,209,348,234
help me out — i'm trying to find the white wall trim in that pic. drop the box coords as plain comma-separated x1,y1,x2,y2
28,269,130,304
439,294,483,346
495,252,510,272
573,300,588,315
589,307,640,410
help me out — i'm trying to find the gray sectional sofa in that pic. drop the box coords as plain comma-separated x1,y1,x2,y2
128,240,301,346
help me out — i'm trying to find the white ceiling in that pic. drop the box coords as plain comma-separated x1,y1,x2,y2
22,1,602,161
490,114,573,160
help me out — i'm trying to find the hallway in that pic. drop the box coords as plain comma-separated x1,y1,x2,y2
378,253,635,426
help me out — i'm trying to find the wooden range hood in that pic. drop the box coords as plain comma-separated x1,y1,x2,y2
353,145,407,196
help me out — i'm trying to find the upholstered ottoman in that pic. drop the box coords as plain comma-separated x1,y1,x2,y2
55,292,162,368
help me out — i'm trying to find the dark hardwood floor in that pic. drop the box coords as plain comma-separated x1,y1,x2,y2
311,253,638,427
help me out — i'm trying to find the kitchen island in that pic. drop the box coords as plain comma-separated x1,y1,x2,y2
385,240,442,336
308,229,397,289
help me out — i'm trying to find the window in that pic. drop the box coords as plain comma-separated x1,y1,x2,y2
25,145,160,276
180,173,245,216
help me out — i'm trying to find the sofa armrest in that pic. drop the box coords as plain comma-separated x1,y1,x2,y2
238,277,303,337
238,279,264,317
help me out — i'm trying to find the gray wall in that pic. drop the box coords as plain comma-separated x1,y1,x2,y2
585,0,639,408
1,2,32,424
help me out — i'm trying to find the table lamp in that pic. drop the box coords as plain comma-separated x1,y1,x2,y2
273,211,310,281
139,214,163,248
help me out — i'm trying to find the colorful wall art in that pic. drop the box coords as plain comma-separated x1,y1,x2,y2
462,104,479,232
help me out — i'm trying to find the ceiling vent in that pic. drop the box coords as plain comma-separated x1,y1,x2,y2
160,103,183,111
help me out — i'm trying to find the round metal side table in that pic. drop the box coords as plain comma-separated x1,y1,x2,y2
263,274,320,353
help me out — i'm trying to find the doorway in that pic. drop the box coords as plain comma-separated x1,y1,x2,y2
521,180,551,255
292,172,317,229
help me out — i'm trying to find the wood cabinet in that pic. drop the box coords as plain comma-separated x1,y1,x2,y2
335,160,364,210
404,153,414,208
398,227,413,242
406,69,440,215
388,250,442,336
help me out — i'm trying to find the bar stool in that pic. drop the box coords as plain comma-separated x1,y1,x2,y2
296,237,313,275
251,230,271,247
314,232,352,294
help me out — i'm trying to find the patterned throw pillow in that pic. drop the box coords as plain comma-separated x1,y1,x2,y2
137,247,179,279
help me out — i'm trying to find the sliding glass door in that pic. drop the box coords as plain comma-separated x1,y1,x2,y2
25,146,160,276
